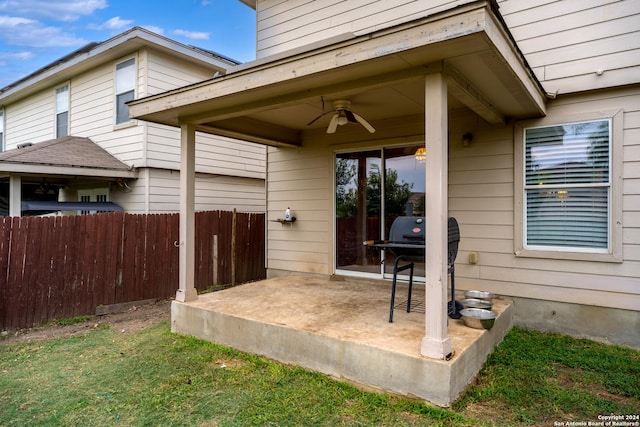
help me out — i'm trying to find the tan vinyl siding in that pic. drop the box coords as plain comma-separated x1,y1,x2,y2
109,167,149,213
67,60,144,165
256,0,475,58
96,125,145,165
4,90,54,148
262,84,639,311
141,168,265,214
256,0,639,94
498,0,640,94
145,49,219,95
266,143,331,275
452,88,640,311
145,123,266,178
196,133,266,179
143,50,266,177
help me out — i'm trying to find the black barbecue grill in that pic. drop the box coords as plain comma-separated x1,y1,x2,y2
364,216,461,322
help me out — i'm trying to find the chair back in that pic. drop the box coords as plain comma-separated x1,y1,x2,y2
447,217,460,267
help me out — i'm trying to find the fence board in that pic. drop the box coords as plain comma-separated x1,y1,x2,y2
30,217,46,326
13,217,29,329
0,210,264,330
0,218,9,328
48,216,66,321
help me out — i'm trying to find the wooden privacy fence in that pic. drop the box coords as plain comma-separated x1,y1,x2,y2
0,210,265,330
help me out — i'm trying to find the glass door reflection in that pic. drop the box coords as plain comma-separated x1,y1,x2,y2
335,145,425,278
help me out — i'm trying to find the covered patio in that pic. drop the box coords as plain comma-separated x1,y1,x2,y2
129,0,542,407
172,275,512,406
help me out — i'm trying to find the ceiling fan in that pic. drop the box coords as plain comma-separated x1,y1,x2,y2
306,99,375,134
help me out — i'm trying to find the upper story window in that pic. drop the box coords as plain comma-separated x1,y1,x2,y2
516,111,622,262
115,58,135,125
55,84,69,138
0,110,4,152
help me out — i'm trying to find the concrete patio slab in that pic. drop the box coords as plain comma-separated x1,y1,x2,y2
171,275,513,406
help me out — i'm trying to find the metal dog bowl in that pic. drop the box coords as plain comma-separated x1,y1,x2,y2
464,290,495,301
460,298,493,311
460,308,497,330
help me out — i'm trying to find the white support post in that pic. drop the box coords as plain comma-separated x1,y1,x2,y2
9,175,21,217
176,123,198,302
421,73,452,359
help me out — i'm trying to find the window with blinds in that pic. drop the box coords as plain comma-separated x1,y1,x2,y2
523,119,611,252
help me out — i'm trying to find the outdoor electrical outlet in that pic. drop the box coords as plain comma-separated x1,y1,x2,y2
469,252,479,264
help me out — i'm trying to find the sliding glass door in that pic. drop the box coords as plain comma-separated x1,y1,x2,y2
335,145,425,278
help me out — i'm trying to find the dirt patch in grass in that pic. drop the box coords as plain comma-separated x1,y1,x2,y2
0,299,171,344
551,364,638,407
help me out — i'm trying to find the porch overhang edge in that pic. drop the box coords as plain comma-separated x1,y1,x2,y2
0,162,138,179
129,0,545,143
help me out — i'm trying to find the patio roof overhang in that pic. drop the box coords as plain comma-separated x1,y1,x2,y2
0,163,138,179
129,1,546,147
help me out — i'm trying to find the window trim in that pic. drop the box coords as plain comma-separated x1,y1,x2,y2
0,109,4,152
55,83,70,138
514,109,623,263
114,56,136,126
78,188,110,215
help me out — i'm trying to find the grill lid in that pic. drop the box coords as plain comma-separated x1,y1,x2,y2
389,216,424,244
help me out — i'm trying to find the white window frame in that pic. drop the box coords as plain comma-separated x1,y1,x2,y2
78,188,110,215
55,83,69,138
0,109,4,152
515,110,623,263
115,57,136,126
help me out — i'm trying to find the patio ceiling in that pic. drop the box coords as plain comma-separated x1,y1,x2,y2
129,1,546,147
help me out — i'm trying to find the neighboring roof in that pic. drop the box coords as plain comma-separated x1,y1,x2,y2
0,136,137,178
0,26,241,104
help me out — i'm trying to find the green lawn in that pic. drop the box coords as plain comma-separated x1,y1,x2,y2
1,322,638,426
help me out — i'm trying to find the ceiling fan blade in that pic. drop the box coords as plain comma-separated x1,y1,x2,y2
353,112,376,133
344,109,357,124
306,110,333,126
327,113,340,133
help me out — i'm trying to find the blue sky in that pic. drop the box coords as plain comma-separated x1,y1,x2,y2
0,0,256,88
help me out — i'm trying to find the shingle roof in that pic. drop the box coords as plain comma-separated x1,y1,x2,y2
0,136,131,171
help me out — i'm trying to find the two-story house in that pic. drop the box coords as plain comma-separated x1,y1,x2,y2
127,0,638,405
0,27,266,216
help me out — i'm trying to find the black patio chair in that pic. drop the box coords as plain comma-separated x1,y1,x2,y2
388,216,461,322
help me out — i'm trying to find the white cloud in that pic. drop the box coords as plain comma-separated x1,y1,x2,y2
88,16,133,31
0,0,107,22
0,51,34,60
0,15,35,26
173,29,209,41
0,16,86,47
